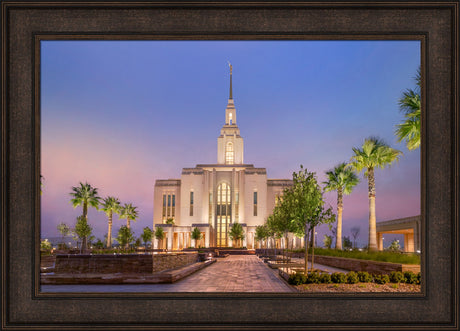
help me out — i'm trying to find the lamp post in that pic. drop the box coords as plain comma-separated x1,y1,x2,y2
382,237,385,250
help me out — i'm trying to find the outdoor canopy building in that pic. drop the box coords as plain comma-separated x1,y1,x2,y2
153,65,293,249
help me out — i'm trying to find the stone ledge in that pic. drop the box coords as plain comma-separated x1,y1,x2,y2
41,259,216,285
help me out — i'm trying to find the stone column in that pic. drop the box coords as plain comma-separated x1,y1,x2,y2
415,220,420,252
243,227,247,247
153,231,158,249
167,228,173,250
377,233,383,251
407,233,414,252
205,227,210,247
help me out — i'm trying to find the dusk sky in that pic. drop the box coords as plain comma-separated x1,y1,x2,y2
41,40,420,248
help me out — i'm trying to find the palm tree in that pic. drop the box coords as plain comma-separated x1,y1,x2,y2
349,137,402,251
395,68,421,150
119,203,138,229
101,196,121,248
70,182,100,250
155,227,166,250
323,162,359,250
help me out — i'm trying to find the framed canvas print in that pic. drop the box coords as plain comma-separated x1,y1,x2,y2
1,0,458,330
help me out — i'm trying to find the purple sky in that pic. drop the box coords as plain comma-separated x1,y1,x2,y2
41,40,420,248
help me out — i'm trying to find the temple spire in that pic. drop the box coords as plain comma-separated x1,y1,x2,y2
228,62,233,99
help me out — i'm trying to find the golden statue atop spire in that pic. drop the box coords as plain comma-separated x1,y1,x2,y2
228,61,232,74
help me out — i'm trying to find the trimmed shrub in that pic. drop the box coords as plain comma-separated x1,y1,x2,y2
357,271,373,283
306,272,321,284
404,271,418,284
331,272,347,284
346,271,359,284
416,272,421,285
389,271,404,283
319,273,332,284
288,272,307,285
373,274,390,284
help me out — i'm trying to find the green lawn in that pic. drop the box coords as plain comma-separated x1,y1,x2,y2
293,248,421,265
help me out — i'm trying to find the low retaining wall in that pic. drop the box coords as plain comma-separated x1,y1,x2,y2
54,253,198,274
309,255,420,274
151,253,198,273
255,250,420,274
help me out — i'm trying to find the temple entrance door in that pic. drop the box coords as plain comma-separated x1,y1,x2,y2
216,182,231,247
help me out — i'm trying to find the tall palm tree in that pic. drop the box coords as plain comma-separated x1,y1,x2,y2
70,182,100,220
323,162,359,250
349,137,402,251
101,196,121,248
119,203,138,229
70,182,100,250
395,68,421,150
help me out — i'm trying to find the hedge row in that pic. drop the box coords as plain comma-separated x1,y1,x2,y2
288,270,421,286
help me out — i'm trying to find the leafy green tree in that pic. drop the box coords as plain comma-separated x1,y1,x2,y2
395,68,421,150
349,137,402,251
134,237,142,248
266,210,286,258
255,224,269,250
155,227,166,249
141,227,153,250
101,196,121,248
229,223,245,248
88,235,96,247
323,162,359,250
117,225,135,248
119,203,139,229
94,238,104,249
323,234,333,249
70,182,101,221
57,222,70,247
342,236,353,250
191,227,202,248
282,165,335,272
388,239,401,252
40,239,52,252
74,216,93,253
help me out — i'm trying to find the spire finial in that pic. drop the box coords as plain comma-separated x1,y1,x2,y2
228,61,233,99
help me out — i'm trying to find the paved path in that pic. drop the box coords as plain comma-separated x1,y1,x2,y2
41,255,296,293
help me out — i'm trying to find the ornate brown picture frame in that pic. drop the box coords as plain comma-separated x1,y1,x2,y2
1,1,458,329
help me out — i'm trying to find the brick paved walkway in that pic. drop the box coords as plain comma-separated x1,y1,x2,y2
41,255,296,293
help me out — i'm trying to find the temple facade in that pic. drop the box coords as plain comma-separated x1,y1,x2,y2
153,65,293,249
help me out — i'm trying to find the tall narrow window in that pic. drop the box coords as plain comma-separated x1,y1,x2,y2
253,191,258,216
229,113,233,125
208,193,213,225
225,142,234,164
162,195,166,221
235,192,239,222
163,193,176,223
216,183,231,247
190,191,194,216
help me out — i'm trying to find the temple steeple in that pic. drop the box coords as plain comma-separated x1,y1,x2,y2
217,63,244,164
225,63,236,126
229,62,233,99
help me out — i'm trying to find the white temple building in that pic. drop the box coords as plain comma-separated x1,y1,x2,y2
153,65,293,249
